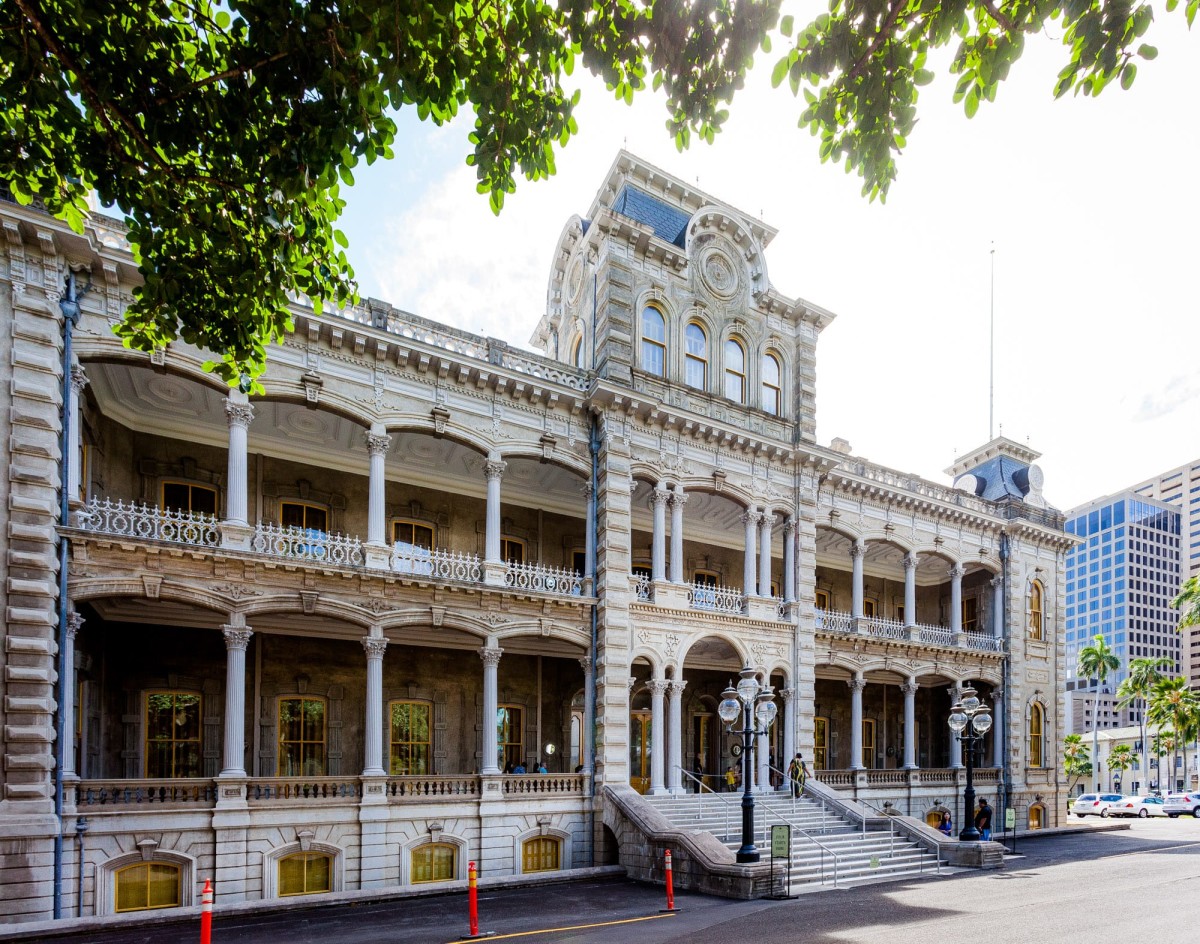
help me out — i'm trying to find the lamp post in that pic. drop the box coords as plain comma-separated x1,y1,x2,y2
948,684,993,841
718,666,778,863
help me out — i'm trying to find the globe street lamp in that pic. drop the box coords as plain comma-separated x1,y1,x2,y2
947,684,993,841
718,666,778,863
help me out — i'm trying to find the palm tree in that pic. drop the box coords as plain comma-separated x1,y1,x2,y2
1063,733,1091,795
1151,730,1178,793
1078,634,1121,791
1107,743,1134,792
1148,677,1200,792
1116,656,1172,795
1172,575,1200,630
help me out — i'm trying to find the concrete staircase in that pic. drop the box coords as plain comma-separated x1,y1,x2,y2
643,791,946,890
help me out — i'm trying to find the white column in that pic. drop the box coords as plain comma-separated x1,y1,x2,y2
484,455,506,564
669,486,686,583
948,684,963,768
783,518,796,603
781,687,796,773
902,678,918,770
67,365,88,503
223,394,254,525
950,563,964,634
850,540,865,619
651,484,668,582
991,576,1004,638
580,655,595,774
991,689,1005,768
849,674,865,771
220,624,253,777
62,612,83,778
479,646,503,773
758,509,773,598
903,553,918,627
742,509,758,598
667,679,686,793
365,428,391,547
648,678,668,794
583,483,596,587
362,631,388,776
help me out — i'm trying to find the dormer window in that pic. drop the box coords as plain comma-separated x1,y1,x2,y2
724,339,746,403
641,306,666,376
762,352,782,415
685,323,708,389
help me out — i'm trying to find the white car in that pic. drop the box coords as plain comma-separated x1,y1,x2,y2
1164,792,1200,818
1109,796,1168,818
1072,793,1125,817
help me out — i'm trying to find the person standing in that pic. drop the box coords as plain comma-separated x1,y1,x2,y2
974,798,993,841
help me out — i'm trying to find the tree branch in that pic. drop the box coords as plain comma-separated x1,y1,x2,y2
152,50,291,106
980,0,1020,33
845,1,912,82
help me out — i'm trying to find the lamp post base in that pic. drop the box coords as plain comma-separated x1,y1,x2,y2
957,826,982,842
735,849,761,863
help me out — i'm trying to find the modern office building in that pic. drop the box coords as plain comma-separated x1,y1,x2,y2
1063,492,1183,733
0,153,1072,925
1129,460,1200,688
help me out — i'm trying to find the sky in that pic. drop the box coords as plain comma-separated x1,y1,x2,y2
335,8,1200,514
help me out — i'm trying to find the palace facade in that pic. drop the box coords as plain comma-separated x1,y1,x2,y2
0,153,1070,924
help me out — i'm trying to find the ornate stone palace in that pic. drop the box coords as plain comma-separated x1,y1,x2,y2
0,153,1070,924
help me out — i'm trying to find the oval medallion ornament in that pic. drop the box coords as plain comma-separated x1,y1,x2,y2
567,256,584,304
698,245,741,300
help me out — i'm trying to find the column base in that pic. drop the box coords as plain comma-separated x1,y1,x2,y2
219,522,252,551
482,561,507,587
363,543,391,571
214,775,248,809
652,581,689,608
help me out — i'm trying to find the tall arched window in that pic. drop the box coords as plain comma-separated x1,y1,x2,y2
640,306,666,375
684,323,708,389
115,862,181,913
1028,703,1044,767
570,336,584,368
1028,580,1044,640
761,352,782,415
724,339,745,403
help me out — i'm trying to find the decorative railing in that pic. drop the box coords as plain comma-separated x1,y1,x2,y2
502,774,585,795
384,775,480,799
633,572,652,602
862,616,907,641
814,770,854,787
251,523,364,567
247,778,363,803
964,632,1005,653
866,769,910,786
391,544,483,583
74,498,219,547
841,460,996,517
504,560,584,596
687,581,744,615
75,779,215,808
912,770,958,786
917,625,957,648
815,610,854,634
973,768,1001,785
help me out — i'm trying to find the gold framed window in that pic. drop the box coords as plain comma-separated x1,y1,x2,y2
1029,804,1044,830
412,843,456,883
389,700,431,775
278,697,326,776
1028,581,1044,640
862,718,876,768
281,501,327,534
501,538,525,565
498,705,524,770
1028,703,1044,767
145,692,201,779
522,837,561,873
640,306,666,376
393,520,435,550
863,599,876,618
815,589,830,611
761,352,782,415
963,597,979,633
115,862,181,913
896,604,906,623
684,322,708,389
813,716,828,770
723,339,746,403
278,852,332,896
162,482,217,516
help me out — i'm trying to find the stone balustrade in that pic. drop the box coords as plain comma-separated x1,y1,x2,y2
75,778,215,809
74,497,219,547
817,609,1005,654
686,581,744,616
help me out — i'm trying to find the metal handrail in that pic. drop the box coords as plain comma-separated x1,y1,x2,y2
765,765,843,886
855,796,942,875
674,767,733,840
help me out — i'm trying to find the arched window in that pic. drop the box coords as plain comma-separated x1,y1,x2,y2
1028,803,1045,830
761,352,782,415
570,336,584,368
412,843,457,883
522,837,562,873
278,852,332,897
390,700,432,775
684,323,708,389
278,697,326,776
1029,580,1044,640
640,306,666,375
115,862,181,913
145,691,202,778
724,339,746,403
1028,703,1045,768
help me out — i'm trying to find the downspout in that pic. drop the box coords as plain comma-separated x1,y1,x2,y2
999,531,1013,846
55,269,84,919
587,253,600,863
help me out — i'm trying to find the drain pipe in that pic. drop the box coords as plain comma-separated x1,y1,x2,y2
999,531,1014,852
74,817,88,917
586,251,599,863
54,268,85,918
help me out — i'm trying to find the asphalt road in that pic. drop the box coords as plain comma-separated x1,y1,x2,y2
14,818,1200,944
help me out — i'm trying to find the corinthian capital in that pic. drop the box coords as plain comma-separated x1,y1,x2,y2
225,400,255,430
365,430,392,457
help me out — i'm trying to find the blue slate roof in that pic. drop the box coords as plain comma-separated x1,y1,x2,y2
612,185,689,247
961,456,1030,501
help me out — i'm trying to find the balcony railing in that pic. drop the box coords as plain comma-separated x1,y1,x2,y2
75,498,219,547
633,572,652,602
964,631,1005,653
815,767,1002,790
916,625,957,648
504,560,583,596
817,610,1005,654
75,778,215,808
815,610,853,634
247,778,363,803
687,581,744,615
862,615,907,641
391,544,483,583
384,775,481,799
250,523,364,567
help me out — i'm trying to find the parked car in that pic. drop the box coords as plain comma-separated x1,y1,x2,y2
1163,792,1200,818
1072,793,1125,817
1110,796,1168,818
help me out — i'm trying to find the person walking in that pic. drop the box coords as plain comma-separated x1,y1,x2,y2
974,798,993,841
786,752,809,798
